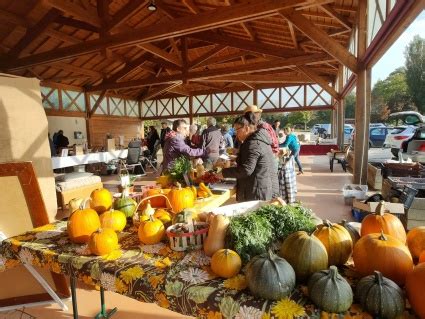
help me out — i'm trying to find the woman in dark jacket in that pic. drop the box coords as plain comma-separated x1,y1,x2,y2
215,113,279,202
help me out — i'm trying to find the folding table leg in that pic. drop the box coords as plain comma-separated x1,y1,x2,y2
94,287,117,319
70,276,78,319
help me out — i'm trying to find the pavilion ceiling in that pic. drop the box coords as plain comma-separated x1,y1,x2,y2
0,0,358,100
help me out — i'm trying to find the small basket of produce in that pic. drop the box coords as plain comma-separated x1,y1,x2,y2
166,221,209,251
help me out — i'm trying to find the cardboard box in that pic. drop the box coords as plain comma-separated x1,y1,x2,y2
106,138,115,151
73,145,84,155
352,199,405,215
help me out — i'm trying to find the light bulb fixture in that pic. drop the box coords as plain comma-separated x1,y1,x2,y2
148,0,157,11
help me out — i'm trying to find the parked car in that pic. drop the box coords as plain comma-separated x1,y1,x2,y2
383,111,425,157
401,125,425,154
349,127,390,148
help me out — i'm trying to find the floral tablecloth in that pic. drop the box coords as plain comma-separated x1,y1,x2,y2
0,221,416,319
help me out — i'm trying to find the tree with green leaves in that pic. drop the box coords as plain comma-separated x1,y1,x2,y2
405,35,425,113
344,93,355,119
287,111,313,130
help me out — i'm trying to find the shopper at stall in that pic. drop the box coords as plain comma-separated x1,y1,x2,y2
221,124,234,154
146,126,160,158
280,126,303,175
272,120,281,137
189,124,202,148
243,105,279,155
160,121,171,149
201,117,223,166
55,130,69,148
163,119,205,171
214,113,279,202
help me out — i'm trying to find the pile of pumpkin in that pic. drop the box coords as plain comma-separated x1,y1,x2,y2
200,202,425,318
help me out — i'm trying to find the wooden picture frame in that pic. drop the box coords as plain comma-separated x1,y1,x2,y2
0,162,70,307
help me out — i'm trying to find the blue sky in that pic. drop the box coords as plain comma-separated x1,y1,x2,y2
372,10,425,87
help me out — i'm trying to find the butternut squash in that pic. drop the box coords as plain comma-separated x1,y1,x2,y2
203,214,230,256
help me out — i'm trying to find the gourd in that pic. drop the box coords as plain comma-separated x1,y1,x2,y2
99,209,127,232
361,201,406,243
89,228,119,256
90,188,113,213
245,251,296,300
153,209,172,226
406,226,425,258
353,232,413,285
406,263,425,318
339,220,360,245
138,216,165,245
167,183,195,213
211,249,241,278
355,271,404,319
308,266,353,313
203,214,230,257
68,197,84,215
313,220,353,266
114,194,137,218
67,200,101,243
279,231,328,281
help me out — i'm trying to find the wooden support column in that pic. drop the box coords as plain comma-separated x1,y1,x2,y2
84,91,92,148
331,108,337,139
353,0,370,185
337,68,344,149
253,88,258,105
189,95,194,124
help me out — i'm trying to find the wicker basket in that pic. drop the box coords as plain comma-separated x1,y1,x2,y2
166,222,209,252
132,193,172,228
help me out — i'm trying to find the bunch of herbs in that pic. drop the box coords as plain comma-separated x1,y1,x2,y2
167,156,192,185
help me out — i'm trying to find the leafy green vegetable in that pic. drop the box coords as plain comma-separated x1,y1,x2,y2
166,156,192,185
226,203,316,263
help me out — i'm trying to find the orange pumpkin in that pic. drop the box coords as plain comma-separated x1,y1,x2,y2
407,227,425,258
99,209,127,232
211,249,242,278
353,232,413,285
153,209,172,226
167,183,195,213
145,188,167,208
89,228,119,256
361,201,406,243
313,220,353,266
406,263,425,318
419,251,425,264
90,188,113,213
138,216,165,245
67,204,101,244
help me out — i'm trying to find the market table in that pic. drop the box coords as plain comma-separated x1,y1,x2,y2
1,220,413,319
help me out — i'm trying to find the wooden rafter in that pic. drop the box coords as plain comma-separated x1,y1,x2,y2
189,45,227,69
106,1,148,32
140,82,183,101
181,37,188,83
318,4,352,30
43,0,102,28
200,73,326,83
240,22,257,41
7,9,62,58
196,51,248,69
287,21,298,49
137,43,182,67
182,0,200,14
89,90,107,116
88,53,330,91
50,62,104,78
55,16,99,33
280,9,357,72
297,66,340,99
1,0,307,71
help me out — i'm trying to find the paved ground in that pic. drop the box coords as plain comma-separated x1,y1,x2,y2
368,147,393,162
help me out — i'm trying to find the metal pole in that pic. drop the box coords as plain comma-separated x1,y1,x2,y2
70,276,78,319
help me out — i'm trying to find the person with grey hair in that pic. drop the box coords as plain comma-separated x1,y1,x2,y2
201,116,223,166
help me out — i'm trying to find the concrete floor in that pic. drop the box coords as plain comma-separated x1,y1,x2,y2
1,155,354,319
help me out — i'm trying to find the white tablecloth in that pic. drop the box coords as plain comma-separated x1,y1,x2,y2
51,150,128,169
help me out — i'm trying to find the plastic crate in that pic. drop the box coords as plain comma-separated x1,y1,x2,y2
343,184,368,200
352,208,369,222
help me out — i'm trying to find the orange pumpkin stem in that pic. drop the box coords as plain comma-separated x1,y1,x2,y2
329,265,338,280
79,198,90,210
323,219,333,228
374,271,383,285
376,201,386,216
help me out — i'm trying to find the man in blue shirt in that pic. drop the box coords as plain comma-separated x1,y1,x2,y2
280,126,303,175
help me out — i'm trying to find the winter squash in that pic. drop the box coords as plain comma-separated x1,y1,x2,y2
138,216,165,245
211,249,241,278
279,231,328,281
90,188,113,213
145,188,167,208
419,250,425,264
353,232,413,285
89,228,119,256
406,263,425,318
313,220,353,266
68,197,84,215
67,201,101,243
204,214,230,257
246,251,296,300
308,266,353,313
99,209,127,232
167,183,195,213
355,271,404,318
339,220,360,245
156,175,171,188
407,226,425,258
114,195,137,218
153,209,172,226
361,201,406,243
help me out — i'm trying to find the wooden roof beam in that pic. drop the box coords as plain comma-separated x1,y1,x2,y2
50,62,104,78
43,0,102,28
7,9,62,58
280,9,357,73
106,1,148,32
55,16,100,33
1,0,306,71
240,22,257,41
287,21,298,49
88,53,331,91
196,51,248,68
89,90,107,116
139,82,183,101
318,4,352,30
137,43,182,67
182,0,200,14
297,65,340,99
189,45,227,69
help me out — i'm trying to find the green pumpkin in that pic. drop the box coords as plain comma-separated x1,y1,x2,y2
308,266,353,313
114,196,137,218
280,231,328,282
246,250,295,300
339,220,360,245
355,271,404,319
